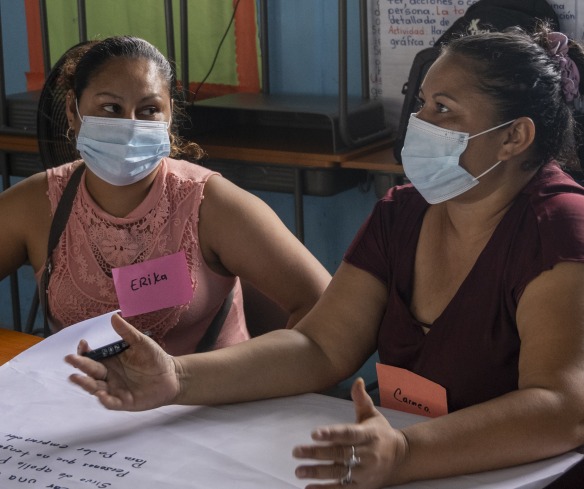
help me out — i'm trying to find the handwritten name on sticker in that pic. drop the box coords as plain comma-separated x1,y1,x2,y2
131,272,168,291
112,250,193,317
376,363,448,418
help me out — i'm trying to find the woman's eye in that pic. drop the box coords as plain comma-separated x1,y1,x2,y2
415,94,450,114
436,103,449,113
139,107,160,117
102,104,119,114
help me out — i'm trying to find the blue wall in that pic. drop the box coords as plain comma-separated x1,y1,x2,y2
253,0,378,273
0,0,382,330
266,0,361,96
0,0,29,96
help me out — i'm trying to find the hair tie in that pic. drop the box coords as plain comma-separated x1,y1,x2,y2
546,32,581,103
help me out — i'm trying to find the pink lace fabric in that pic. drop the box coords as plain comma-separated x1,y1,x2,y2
36,158,249,355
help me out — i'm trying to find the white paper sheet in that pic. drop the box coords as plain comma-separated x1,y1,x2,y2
0,312,581,488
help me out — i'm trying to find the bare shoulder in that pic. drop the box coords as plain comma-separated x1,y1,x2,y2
201,172,263,209
516,261,584,388
0,172,51,268
0,172,51,241
0,171,50,215
517,261,584,333
199,173,284,239
197,173,330,311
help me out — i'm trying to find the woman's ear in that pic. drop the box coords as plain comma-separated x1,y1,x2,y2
65,89,77,127
497,117,536,161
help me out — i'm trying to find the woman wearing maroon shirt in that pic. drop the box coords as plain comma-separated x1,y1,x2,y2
66,26,584,488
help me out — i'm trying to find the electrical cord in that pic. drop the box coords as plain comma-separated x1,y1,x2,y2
192,0,243,100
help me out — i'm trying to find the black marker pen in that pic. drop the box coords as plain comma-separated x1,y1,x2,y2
81,331,151,361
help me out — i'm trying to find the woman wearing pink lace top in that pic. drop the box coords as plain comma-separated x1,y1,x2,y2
0,36,331,354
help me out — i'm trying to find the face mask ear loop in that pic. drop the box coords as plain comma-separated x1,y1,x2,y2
466,120,514,181
75,98,83,123
468,119,516,140
474,160,503,181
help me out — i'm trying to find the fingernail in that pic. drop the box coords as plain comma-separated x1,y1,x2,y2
293,446,309,457
312,429,327,440
295,467,308,478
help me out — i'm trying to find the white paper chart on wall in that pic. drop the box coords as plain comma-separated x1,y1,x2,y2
367,0,583,127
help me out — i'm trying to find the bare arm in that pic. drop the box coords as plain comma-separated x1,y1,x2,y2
0,172,50,279
174,262,386,405
198,175,331,327
65,262,387,408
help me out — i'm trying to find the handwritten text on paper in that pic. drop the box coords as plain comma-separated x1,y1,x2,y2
0,433,148,488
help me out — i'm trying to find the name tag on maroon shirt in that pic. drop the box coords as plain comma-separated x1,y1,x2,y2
376,363,448,418
112,250,193,317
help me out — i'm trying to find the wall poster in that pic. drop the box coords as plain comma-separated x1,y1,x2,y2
367,0,583,127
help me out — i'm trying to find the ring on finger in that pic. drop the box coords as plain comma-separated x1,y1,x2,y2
340,465,352,486
344,445,361,468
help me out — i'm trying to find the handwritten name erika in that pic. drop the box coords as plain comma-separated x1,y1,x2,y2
130,272,168,291
393,387,432,415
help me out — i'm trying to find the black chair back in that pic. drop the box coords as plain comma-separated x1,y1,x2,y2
36,41,93,169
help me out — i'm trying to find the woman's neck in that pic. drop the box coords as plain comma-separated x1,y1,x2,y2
438,165,539,241
83,167,160,218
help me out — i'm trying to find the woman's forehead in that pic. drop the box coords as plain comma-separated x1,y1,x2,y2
421,54,485,99
85,57,170,96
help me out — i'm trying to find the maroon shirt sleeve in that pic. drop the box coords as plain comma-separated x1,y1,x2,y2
344,185,425,286
343,198,391,285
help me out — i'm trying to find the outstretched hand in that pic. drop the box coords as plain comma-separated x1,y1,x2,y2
293,378,409,488
65,314,180,411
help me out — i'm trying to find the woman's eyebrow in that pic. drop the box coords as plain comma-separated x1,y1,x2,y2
432,91,459,103
93,92,164,103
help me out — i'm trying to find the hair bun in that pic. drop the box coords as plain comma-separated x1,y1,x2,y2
546,32,581,103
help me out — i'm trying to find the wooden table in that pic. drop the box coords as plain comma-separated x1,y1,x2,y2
338,144,403,173
0,328,42,365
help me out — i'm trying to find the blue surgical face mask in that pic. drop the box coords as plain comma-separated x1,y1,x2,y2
75,105,171,187
401,114,514,204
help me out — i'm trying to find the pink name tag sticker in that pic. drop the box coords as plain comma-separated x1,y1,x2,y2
376,363,448,418
112,250,193,317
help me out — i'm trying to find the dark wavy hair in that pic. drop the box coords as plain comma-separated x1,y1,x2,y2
60,36,204,161
441,24,584,170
